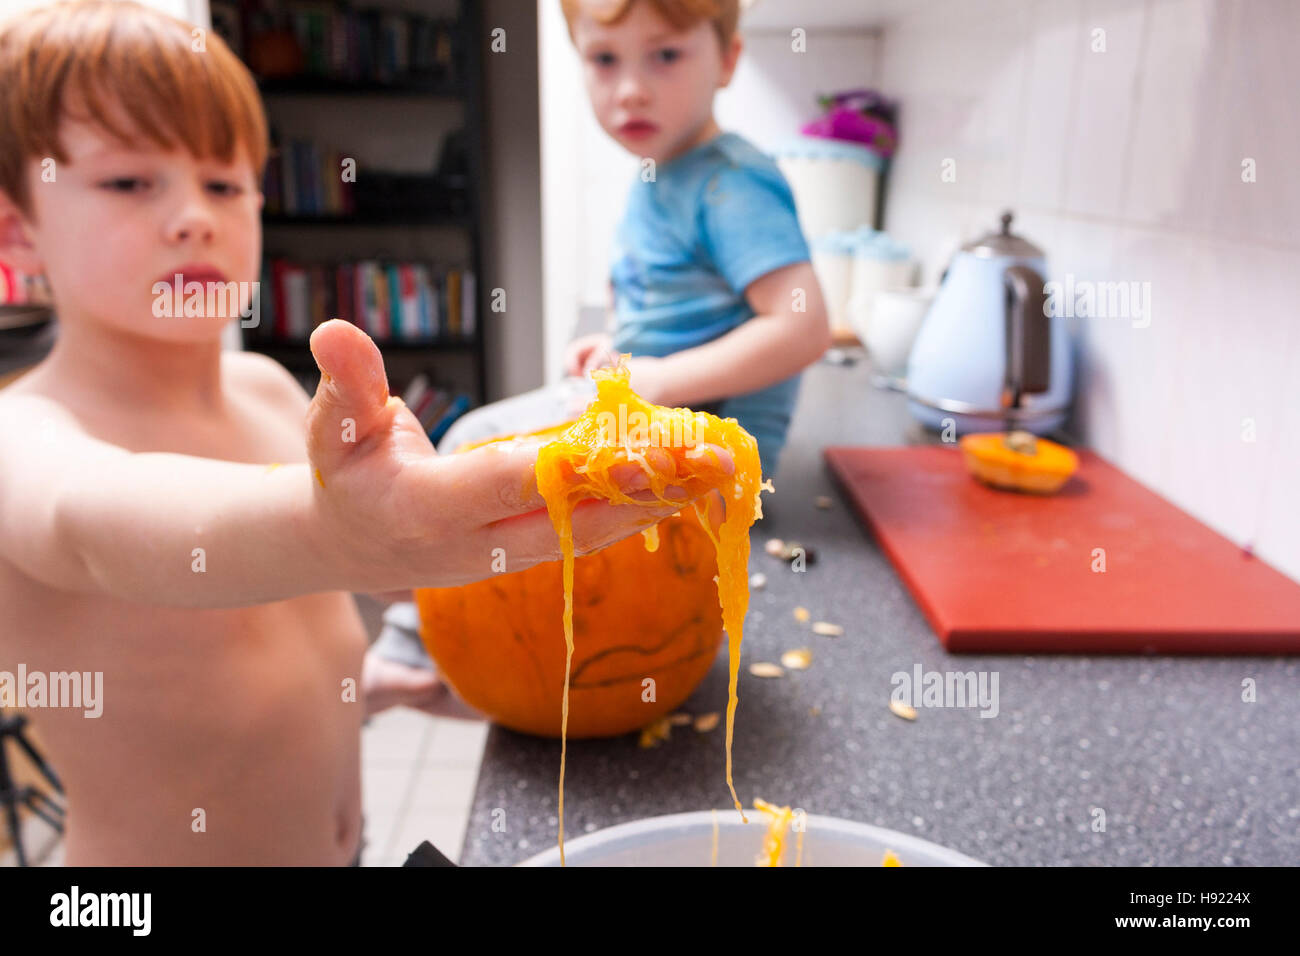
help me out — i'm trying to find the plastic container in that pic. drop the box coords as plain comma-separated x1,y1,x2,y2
436,375,596,453
517,810,986,867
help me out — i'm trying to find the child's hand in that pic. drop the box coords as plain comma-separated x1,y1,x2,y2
361,648,484,720
564,331,615,377
306,320,727,591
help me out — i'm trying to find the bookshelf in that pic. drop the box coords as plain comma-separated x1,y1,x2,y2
217,0,490,421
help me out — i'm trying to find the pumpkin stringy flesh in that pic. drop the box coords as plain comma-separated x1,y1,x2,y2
536,361,767,865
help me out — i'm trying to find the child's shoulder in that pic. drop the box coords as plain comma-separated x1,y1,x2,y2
668,133,793,208
707,132,779,171
223,349,310,417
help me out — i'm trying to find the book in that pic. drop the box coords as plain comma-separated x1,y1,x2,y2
396,264,416,340
429,393,472,444
446,268,461,337
461,270,476,338
372,263,389,339
284,265,310,339
402,371,430,406
335,263,352,326
386,264,403,339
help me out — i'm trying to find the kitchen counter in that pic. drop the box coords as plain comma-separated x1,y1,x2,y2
459,352,1300,866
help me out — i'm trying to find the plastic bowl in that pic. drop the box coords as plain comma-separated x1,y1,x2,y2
517,810,987,867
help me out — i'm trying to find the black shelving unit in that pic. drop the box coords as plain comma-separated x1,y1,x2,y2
235,0,490,407
256,78,464,97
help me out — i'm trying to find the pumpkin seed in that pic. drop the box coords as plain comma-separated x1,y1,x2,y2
793,606,811,623
749,572,767,589
889,699,917,721
667,712,692,727
765,538,786,557
812,621,844,637
748,662,785,678
693,712,721,732
638,717,673,748
781,647,813,670
814,495,833,509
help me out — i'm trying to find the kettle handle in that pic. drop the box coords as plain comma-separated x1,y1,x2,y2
1003,265,1050,407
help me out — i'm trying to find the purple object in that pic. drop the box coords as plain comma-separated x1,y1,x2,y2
801,89,898,157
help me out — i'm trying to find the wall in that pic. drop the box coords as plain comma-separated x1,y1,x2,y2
875,0,1300,583
482,0,544,399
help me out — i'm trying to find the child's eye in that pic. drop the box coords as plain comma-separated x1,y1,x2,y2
206,180,244,197
590,51,617,68
654,47,681,64
100,177,150,193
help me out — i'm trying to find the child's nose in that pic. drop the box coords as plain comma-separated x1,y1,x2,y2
615,69,650,108
164,189,217,244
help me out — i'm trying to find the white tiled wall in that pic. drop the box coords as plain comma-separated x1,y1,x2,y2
875,0,1300,584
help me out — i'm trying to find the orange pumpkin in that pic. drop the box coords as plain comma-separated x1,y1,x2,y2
959,430,1079,494
414,505,724,738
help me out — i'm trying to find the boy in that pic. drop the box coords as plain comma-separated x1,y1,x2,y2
0,0,722,865
561,0,831,477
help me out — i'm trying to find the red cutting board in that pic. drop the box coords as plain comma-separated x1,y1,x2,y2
824,446,1300,653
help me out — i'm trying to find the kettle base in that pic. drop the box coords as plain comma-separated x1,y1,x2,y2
907,400,1067,437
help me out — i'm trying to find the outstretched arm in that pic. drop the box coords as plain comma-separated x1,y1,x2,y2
0,321,728,608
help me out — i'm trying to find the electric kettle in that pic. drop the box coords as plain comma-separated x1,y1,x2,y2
905,211,1073,435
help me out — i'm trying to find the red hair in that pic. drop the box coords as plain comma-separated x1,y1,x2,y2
0,0,268,218
560,0,741,48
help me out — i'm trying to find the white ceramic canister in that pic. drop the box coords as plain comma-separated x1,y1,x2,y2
845,227,916,341
771,135,885,241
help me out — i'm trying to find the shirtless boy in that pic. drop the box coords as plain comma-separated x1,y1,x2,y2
0,1,724,864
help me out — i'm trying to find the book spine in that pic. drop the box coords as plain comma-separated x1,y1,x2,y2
397,264,416,341
446,268,461,337
282,143,297,216
287,266,309,339
429,394,472,444
382,263,398,339
372,264,389,339
461,270,475,338
271,259,288,338
335,264,350,325
356,261,377,335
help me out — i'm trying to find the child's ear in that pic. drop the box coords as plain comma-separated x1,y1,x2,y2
718,34,743,87
0,190,44,276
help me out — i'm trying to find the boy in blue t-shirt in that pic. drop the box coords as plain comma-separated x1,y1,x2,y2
561,0,831,476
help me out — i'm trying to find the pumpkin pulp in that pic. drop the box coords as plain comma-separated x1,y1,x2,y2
535,361,767,865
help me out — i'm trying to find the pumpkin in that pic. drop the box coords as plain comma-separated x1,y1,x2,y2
414,506,724,739
959,430,1079,494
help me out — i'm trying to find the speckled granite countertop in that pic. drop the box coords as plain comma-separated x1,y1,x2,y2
459,354,1300,866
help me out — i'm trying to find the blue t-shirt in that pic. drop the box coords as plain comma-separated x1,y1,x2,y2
609,132,811,475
